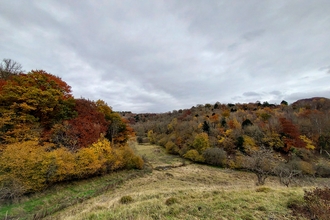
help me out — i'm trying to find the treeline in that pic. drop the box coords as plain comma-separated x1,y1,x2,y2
0,59,143,201
130,98,330,181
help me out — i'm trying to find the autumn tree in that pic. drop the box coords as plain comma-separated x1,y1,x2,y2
63,99,108,150
0,70,76,143
95,99,134,146
279,117,306,152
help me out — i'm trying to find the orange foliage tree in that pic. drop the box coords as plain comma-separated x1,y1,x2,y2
0,70,76,143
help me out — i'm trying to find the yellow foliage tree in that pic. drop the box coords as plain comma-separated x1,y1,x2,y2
193,132,210,153
243,135,258,154
184,149,205,162
300,135,315,150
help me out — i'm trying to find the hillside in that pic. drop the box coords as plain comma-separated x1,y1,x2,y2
47,142,329,220
128,98,330,179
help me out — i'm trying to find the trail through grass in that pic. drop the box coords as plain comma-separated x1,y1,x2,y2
46,142,329,220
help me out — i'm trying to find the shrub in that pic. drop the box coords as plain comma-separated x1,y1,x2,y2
304,187,330,220
203,147,227,167
315,162,330,177
184,149,204,162
116,145,144,170
294,148,314,161
157,137,167,147
286,197,304,210
288,158,316,176
291,187,330,220
255,187,272,193
165,197,178,206
120,195,133,204
165,141,179,155
0,174,26,202
137,136,143,144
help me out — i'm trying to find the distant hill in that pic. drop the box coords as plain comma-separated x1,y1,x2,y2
292,97,330,110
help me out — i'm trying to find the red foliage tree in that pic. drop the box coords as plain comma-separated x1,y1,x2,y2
279,117,306,151
65,99,108,149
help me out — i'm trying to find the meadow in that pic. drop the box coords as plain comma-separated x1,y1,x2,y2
43,142,329,220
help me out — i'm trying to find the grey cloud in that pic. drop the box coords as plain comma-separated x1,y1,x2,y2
319,65,330,74
270,91,282,96
243,92,261,97
1,0,330,112
242,29,265,41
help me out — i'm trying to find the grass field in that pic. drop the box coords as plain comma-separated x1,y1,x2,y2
44,142,329,220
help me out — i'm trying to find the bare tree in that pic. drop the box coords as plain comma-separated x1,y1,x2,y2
0,58,24,79
275,162,302,187
244,146,277,185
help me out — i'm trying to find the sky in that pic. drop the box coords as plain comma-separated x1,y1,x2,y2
1,0,330,113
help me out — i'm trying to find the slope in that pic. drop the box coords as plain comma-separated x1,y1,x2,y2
46,141,329,220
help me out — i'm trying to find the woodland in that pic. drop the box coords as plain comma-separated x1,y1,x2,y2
0,59,143,201
130,95,330,183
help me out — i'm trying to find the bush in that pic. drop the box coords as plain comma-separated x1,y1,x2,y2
288,158,316,176
0,175,26,202
315,162,330,177
137,136,143,144
116,145,144,170
294,148,314,162
290,187,330,220
304,187,330,220
157,136,168,147
165,197,178,206
120,195,133,204
255,187,272,193
183,149,204,162
165,141,179,155
286,197,304,210
203,147,227,167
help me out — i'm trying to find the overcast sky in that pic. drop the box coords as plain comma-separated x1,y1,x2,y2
1,1,330,112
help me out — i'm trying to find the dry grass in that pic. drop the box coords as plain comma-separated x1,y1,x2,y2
45,143,329,220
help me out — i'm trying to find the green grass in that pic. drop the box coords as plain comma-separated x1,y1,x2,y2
0,169,149,219
133,142,186,167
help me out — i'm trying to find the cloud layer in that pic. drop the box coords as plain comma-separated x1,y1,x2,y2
1,0,330,112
